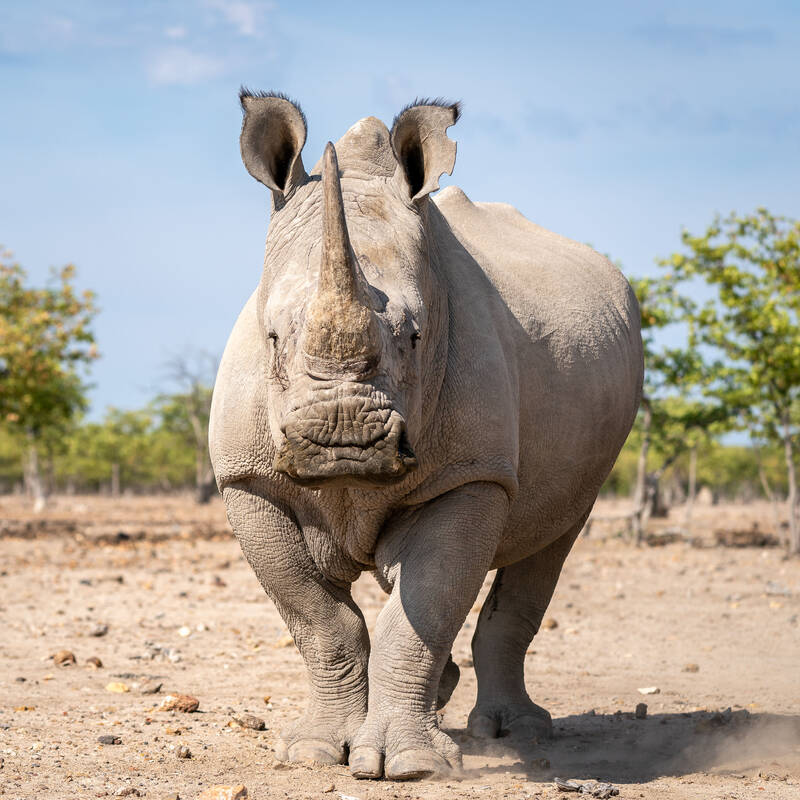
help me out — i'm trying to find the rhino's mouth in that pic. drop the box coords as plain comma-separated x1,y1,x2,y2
273,397,418,487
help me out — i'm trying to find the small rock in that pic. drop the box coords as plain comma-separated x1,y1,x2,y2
637,686,660,695
115,789,141,797
159,694,200,713
322,785,335,794
759,770,787,781
162,794,180,800
15,676,26,682
231,714,266,731
176,745,192,759
54,650,76,667
105,682,130,694
86,656,103,669
765,581,792,597
635,703,647,719
178,626,192,638
554,777,619,797
90,623,109,637
196,786,248,800
98,735,122,745
541,617,558,630
140,680,163,695
683,663,700,673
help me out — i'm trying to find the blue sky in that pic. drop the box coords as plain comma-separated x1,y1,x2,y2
2,1,799,415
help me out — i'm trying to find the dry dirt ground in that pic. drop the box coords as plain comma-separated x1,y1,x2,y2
1,496,798,800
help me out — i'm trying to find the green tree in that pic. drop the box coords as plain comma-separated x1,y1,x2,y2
628,275,729,539
665,209,800,553
0,250,98,509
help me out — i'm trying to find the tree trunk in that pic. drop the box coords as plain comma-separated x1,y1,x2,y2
23,431,47,512
684,445,697,532
782,413,799,555
111,462,121,497
631,399,652,544
194,446,216,504
754,441,782,539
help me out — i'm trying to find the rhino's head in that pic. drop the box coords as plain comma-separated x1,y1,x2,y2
239,91,460,488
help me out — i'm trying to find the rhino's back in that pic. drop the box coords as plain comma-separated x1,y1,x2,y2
434,186,635,349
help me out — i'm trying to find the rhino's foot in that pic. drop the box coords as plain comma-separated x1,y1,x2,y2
350,714,461,780
467,698,552,742
276,710,364,766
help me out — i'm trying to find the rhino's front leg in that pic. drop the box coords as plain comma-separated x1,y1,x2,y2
350,482,508,780
223,484,369,765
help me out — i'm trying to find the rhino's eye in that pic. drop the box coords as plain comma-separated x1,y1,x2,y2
410,331,421,349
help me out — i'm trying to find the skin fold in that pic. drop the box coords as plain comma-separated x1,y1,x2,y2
209,92,643,780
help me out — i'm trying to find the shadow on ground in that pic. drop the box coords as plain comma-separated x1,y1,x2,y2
451,710,800,782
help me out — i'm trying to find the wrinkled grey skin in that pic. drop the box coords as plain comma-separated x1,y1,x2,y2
209,91,643,781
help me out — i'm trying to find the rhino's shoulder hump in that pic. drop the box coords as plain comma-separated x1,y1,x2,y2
434,185,636,342
209,290,273,489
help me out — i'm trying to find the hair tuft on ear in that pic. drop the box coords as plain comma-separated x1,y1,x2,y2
391,97,461,130
239,87,308,132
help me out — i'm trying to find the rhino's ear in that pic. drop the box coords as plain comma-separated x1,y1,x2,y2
390,98,461,201
239,89,308,197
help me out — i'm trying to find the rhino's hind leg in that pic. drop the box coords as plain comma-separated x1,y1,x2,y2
350,482,508,780
223,484,369,765
468,513,588,743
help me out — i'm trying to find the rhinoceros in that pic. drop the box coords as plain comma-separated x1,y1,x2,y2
209,90,643,780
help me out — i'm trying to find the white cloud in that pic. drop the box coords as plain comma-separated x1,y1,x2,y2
164,26,187,40
147,47,224,85
206,0,271,37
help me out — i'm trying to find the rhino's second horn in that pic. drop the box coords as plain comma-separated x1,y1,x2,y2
301,142,381,380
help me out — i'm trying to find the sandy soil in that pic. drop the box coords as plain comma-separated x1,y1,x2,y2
1,495,798,800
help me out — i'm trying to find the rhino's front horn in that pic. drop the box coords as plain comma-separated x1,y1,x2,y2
302,142,381,380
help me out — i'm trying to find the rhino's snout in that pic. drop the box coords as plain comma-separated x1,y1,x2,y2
273,397,417,487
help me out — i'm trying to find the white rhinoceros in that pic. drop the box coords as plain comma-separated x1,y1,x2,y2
209,91,643,780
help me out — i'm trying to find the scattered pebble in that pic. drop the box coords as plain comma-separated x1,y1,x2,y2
86,656,103,669
231,714,266,731
637,686,660,695
635,703,647,719
541,618,559,630
98,735,122,745
322,785,335,794
159,693,200,713
53,650,76,667
683,663,700,673
178,626,192,638
90,623,109,637
765,581,792,597
140,680,163,695
196,786,248,800
106,682,130,693
176,745,192,759
115,789,141,797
